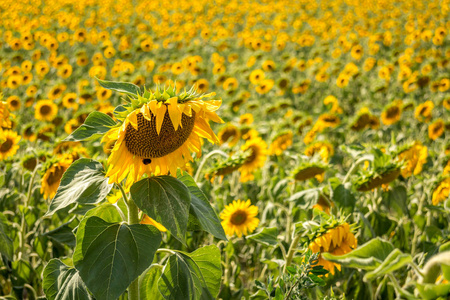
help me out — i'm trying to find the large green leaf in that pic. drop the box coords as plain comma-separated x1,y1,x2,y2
139,266,164,300
73,216,161,300
45,159,114,216
247,227,279,246
177,171,226,240
332,184,356,209
416,283,450,300
43,259,91,300
0,212,13,261
322,238,395,270
65,111,116,142
130,176,191,244
84,203,124,223
158,245,222,300
97,78,140,97
364,249,412,281
43,217,78,247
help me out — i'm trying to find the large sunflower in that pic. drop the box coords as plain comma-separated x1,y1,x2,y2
238,136,268,182
220,199,259,237
0,129,21,160
102,85,223,188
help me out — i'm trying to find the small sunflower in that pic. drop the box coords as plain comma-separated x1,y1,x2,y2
218,124,241,147
0,129,21,160
220,199,259,237
0,99,13,128
102,84,223,188
309,223,357,275
432,177,450,206
397,142,428,178
414,100,434,122
381,100,402,125
428,119,445,140
305,141,334,163
35,100,58,121
268,131,293,156
238,137,268,182
40,155,73,200
292,162,326,182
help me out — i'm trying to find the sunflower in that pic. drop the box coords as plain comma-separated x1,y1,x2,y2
238,137,268,182
397,142,428,178
218,124,241,147
0,101,12,128
103,85,223,188
62,93,79,110
293,163,326,181
428,119,445,140
220,199,259,237
381,100,402,125
415,100,434,122
432,177,450,206
6,96,21,111
305,141,334,162
40,155,73,200
356,168,401,192
206,152,248,182
268,131,293,156
309,223,357,275
239,113,254,125
35,100,58,121
0,129,21,160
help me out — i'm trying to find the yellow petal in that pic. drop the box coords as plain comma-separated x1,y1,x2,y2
167,97,181,130
156,104,167,135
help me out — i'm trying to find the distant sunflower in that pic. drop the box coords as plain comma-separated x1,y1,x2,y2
35,100,58,121
0,101,12,128
0,129,21,160
62,93,79,110
381,100,402,125
428,119,445,140
293,163,326,181
218,124,241,147
397,142,428,178
432,177,450,206
415,100,434,122
102,85,223,188
268,131,293,156
238,137,268,182
309,223,357,275
220,199,259,237
40,155,73,200
6,96,21,111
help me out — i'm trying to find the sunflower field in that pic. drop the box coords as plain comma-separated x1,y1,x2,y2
1,0,450,299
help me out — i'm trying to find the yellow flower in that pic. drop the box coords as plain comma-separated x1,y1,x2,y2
103,86,223,189
218,124,241,147
397,142,428,178
428,119,445,140
6,96,21,111
432,178,450,206
239,113,254,125
0,129,21,160
268,131,293,156
305,141,334,162
40,155,73,200
220,199,259,237
308,223,357,275
415,100,434,122
107,190,122,204
35,100,58,122
255,79,274,94
0,101,13,128
381,100,402,126
239,137,268,182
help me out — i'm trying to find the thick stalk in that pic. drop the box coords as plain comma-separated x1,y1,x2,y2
283,235,301,273
125,189,140,300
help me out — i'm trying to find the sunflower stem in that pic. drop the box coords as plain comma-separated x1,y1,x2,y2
283,234,301,273
342,156,368,184
194,150,229,182
126,188,140,300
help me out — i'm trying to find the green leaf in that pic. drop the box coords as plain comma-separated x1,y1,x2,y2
177,171,226,240
45,159,113,216
85,203,124,223
97,78,141,97
322,238,395,270
247,227,279,246
130,176,191,244
73,216,161,300
416,283,450,300
385,186,409,216
139,266,164,300
65,111,116,142
0,212,13,261
43,217,78,247
43,259,91,300
364,249,412,281
158,245,222,300
332,184,356,209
